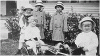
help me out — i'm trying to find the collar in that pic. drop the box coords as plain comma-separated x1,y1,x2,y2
82,31,92,34
28,25,37,28
55,11,63,15
35,10,43,12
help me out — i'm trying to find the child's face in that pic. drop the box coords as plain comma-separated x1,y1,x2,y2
81,21,92,33
35,6,42,11
25,9,32,14
56,6,62,12
29,20,37,27
40,7,44,11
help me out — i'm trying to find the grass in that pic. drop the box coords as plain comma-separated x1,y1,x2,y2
0,39,75,55
0,39,18,55
0,38,99,55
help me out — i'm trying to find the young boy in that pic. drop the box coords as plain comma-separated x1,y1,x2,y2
75,17,98,56
50,2,68,45
16,16,45,55
32,0,47,39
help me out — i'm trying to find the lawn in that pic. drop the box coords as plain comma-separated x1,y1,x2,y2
0,38,99,55
0,39,75,55
0,39,18,55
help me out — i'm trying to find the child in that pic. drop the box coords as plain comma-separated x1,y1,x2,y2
75,17,98,56
24,16,46,55
16,5,33,54
32,0,47,39
19,4,33,29
50,1,68,45
16,16,45,55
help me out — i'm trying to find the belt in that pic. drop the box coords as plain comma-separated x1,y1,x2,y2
55,26,61,28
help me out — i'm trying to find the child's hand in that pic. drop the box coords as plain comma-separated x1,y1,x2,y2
22,26,25,29
83,47,88,52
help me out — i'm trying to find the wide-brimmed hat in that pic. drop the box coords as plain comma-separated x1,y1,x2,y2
78,17,96,30
35,3,44,7
23,4,33,11
55,2,64,10
35,0,44,7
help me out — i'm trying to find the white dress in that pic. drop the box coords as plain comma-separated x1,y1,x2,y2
24,26,41,40
23,26,45,54
19,15,26,42
75,31,98,56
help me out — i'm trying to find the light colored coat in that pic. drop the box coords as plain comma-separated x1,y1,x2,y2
32,11,46,39
50,12,68,41
75,31,98,56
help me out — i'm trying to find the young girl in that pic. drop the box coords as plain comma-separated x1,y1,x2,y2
75,17,98,56
23,16,46,55
16,5,33,54
16,16,46,55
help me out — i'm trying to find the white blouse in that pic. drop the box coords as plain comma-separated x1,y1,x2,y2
24,26,41,40
75,31,98,51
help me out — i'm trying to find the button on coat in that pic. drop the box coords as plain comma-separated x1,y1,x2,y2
50,12,68,41
32,11,46,39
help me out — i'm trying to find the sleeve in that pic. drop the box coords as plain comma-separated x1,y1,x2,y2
86,34,98,51
31,28,41,40
63,15,68,32
24,28,30,40
19,15,25,28
50,16,54,30
38,40,45,45
43,12,47,29
75,34,82,47
37,29,41,40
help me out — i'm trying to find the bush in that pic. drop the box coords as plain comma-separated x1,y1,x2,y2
5,16,20,40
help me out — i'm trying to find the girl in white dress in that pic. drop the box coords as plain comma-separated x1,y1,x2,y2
16,16,46,55
75,17,98,56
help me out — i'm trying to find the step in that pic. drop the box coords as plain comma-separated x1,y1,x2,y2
0,20,9,40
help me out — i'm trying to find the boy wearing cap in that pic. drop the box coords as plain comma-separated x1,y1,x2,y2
32,0,47,39
16,16,45,55
75,17,98,56
50,2,68,45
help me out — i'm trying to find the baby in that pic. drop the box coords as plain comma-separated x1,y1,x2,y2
75,17,98,56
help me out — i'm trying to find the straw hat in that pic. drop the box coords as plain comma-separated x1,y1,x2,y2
55,2,64,10
78,17,96,30
23,4,33,11
35,0,44,7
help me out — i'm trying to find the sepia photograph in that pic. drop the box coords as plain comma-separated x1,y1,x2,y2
0,0,99,56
